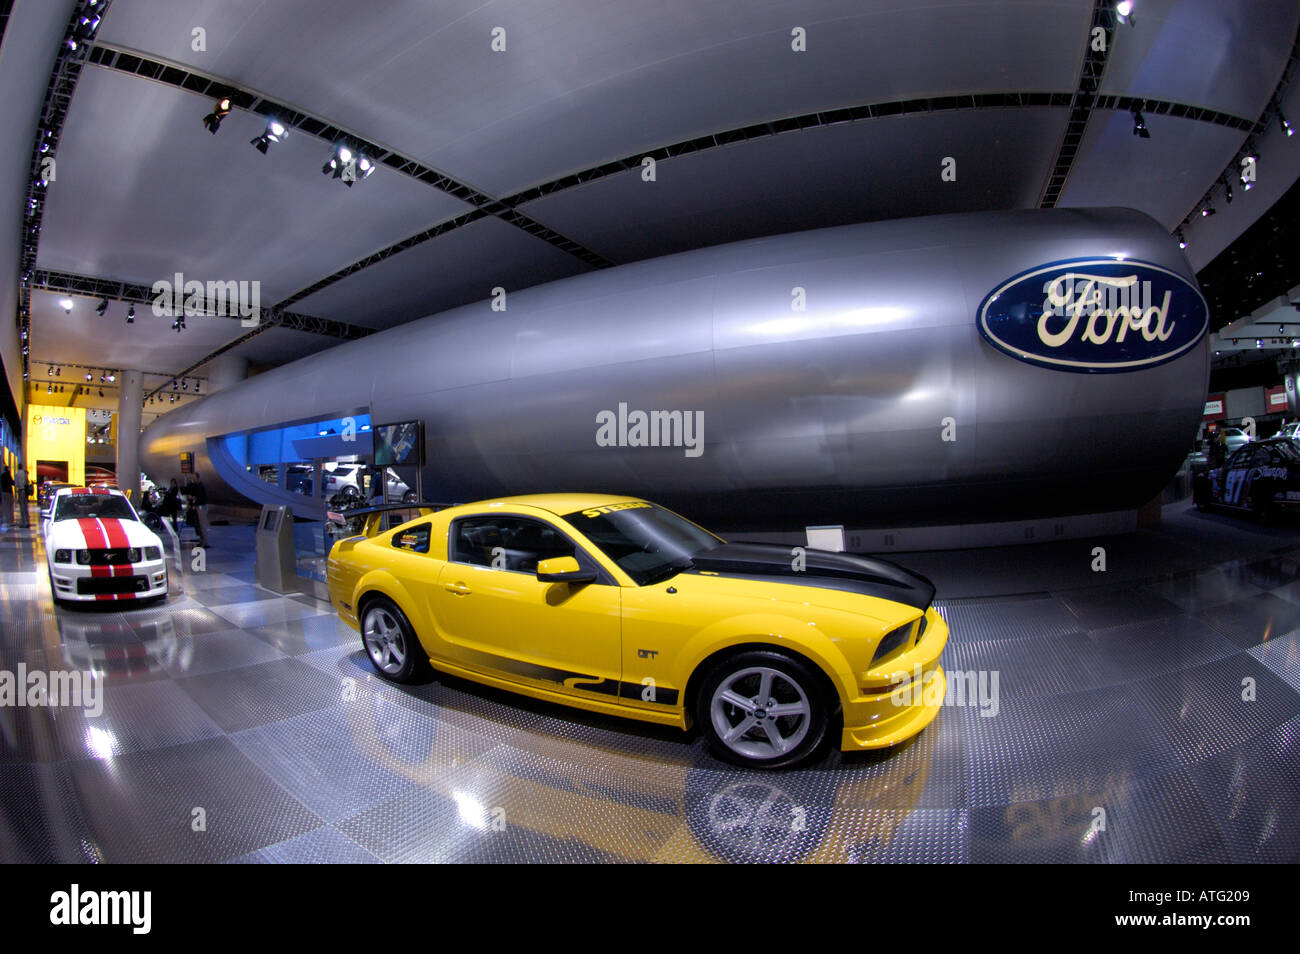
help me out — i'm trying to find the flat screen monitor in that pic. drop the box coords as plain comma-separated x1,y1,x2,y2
374,421,422,467
261,509,281,533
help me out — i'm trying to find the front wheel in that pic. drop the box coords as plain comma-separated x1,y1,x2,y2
360,597,430,683
696,650,832,769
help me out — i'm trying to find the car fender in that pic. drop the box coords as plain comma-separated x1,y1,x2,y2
352,568,426,634
673,612,856,711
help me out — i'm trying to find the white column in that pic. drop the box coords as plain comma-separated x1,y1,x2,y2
116,370,143,501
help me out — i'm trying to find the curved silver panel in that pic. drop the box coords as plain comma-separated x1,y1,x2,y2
141,207,1209,529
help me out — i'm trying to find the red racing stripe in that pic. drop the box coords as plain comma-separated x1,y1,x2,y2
98,518,135,602
76,517,114,601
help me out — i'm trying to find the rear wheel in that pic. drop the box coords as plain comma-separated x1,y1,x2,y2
360,597,429,683
696,650,832,769
1248,484,1274,525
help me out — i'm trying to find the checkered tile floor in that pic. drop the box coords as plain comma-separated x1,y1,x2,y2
1,505,1297,863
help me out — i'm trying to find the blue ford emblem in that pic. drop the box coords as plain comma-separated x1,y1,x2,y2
977,258,1209,372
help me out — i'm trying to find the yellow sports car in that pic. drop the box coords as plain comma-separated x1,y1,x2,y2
326,493,947,768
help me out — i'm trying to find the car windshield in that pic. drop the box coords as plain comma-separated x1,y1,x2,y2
53,494,138,522
563,502,722,586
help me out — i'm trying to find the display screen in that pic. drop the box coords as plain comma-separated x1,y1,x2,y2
262,509,281,532
374,421,421,467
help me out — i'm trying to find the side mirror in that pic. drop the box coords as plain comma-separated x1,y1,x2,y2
537,556,595,584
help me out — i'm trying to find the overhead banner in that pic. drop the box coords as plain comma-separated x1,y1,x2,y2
26,404,86,487
1265,385,1288,413
1203,394,1226,421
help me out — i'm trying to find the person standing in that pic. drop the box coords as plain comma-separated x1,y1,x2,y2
159,478,183,538
0,466,13,528
14,466,30,528
184,473,210,547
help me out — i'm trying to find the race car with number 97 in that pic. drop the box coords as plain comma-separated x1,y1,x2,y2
1193,437,1300,523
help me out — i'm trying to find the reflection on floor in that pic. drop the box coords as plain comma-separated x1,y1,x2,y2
1,503,1298,863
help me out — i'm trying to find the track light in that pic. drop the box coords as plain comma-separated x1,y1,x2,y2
1115,1,1134,25
1201,204,1215,217
322,144,374,186
58,298,73,313
1281,112,1294,137
107,372,115,383
126,305,135,323
250,118,287,154
1131,108,1149,138
95,299,108,316
1176,229,1186,249
203,96,233,134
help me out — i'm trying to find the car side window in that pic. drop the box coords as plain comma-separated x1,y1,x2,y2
450,516,577,573
392,523,431,554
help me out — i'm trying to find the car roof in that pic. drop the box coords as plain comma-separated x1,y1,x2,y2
455,492,650,517
53,486,126,499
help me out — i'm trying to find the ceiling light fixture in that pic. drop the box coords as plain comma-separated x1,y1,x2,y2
1115,1,1135,27
250,118,287,154
203,96,233,135
1131,107,1149,139
126,305,135,323
1281,112,1294,137
58,298,73,312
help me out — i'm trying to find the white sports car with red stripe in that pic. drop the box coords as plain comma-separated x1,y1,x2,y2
44,487,168,605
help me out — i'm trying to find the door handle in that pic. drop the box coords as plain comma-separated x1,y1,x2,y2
444,582,471,595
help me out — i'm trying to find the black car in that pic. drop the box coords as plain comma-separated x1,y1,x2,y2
1194,437,1300,522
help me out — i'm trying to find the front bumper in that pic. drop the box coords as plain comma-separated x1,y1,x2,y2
840,606,949,750
50,560,168,602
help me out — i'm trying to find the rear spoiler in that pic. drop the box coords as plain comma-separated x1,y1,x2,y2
326,501,459,538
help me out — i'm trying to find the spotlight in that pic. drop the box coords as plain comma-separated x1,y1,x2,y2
98,389,103,397
194,381,200,394
322,144,352,179
1131,108,1150,138
126,305,135,323
47,384,52,394
202,96,232,134
55,367,60,376
1176,229,1187,249
58,298,74,313
181,380,188,391
1223,178,1233,204
47,366,53,375
1201,204,1215,217
1281,112,1294,137
250,118,287,154
107,372,115,383
1115,1,1134,24
95,299,108,316
84,372,91,382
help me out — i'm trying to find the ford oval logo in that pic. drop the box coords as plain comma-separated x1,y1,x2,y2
977,258,1209,373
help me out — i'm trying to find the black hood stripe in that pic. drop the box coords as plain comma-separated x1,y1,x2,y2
688,543,935,610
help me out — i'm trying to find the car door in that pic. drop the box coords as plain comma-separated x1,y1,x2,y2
431,513,623,700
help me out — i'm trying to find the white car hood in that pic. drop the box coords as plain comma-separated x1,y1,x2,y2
46,516,162,551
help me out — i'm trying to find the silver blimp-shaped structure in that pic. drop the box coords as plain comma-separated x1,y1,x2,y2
140,207,1209,531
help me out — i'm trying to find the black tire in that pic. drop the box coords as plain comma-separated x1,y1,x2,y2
1192,476,1209,511
695,650,833,769
359,596,430,683
341,485,361,502
402,491,417,503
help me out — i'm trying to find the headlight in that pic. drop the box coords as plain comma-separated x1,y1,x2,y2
870,619,916,664
144,546,161,560
75,549,91,565
127,548,142,562
54,549,72,564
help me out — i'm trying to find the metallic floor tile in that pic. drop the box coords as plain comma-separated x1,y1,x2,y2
159,629,287,678
243,613,359,656
945,631,1126,698
960,684,1178,809
1135,655,1300,765
1185,715,1300,863
1087,616,1242,681
1194,593,1300,649
257,824,382,864
189,584,283,608
207,598,331,629
937,597,1082,642
51,679,223,760
1142,568,1265,613
175,657,353,733
1058,587,1185,630
1249,631,1300,693
64,736,323,863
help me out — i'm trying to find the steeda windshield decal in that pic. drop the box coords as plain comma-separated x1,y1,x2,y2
977,258,1209,372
